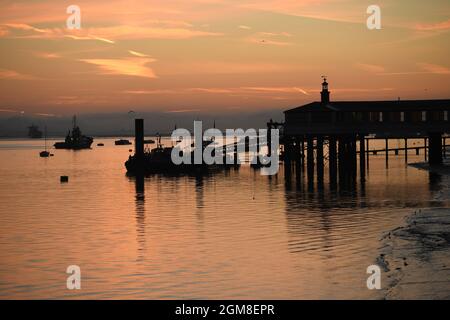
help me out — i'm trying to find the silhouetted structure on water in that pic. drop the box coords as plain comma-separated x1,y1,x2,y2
54,116,93,150
278,78,450,186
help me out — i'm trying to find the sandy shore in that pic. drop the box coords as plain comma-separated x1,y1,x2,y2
378,159,450,299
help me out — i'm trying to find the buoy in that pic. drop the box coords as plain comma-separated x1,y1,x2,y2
60,176,69,183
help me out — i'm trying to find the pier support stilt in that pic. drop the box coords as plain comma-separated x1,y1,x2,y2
307,136,314,183
429,133,443,165
316,136,324,180
424,138,428,162
385,138,389,168
359,135,366,181
329,137,337,187
404,138,408,163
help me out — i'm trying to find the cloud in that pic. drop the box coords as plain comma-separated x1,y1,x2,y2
247,31,294,46
79,57,157,78
165,109,202,113
248,38,293,46
377,63,450,76
189,88,234,93
0,22,222,41
355,63,386,73
239,25,252,30
128,50,150,57
34,52,61,59
0,69,37,80
417,63,450,75
415,19,450,31
124,89,177,94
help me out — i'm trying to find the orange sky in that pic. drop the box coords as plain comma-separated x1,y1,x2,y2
0,0,449,117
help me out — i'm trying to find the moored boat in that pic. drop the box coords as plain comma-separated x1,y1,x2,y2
54,116,93,150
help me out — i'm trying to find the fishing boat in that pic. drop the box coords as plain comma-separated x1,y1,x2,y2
54,116,93,150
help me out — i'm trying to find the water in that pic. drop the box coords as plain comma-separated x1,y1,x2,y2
0,138,447,299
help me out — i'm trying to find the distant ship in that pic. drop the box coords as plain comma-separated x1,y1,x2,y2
54,116,93,150
115,139,132,145
28,124,43,139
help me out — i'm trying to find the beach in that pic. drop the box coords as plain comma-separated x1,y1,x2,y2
379,159,450,299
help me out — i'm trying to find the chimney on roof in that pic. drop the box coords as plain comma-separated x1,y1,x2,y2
321,76,330,104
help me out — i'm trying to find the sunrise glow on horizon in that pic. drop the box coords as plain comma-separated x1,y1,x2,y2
0,0,449,116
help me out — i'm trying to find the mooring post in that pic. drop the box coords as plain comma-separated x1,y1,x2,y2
135,118,144,158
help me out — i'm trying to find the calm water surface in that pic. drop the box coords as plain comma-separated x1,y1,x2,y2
0,138,448,299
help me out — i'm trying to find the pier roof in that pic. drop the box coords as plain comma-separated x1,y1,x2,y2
285,99,450,114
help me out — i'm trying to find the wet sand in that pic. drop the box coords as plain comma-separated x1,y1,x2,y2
378,160,450,299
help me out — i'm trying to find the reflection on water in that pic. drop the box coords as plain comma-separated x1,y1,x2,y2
0,138,448,299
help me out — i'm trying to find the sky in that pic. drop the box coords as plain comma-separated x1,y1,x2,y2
0,0,449,119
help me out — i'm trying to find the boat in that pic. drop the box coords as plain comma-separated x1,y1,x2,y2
39,126,51,157
54,116,93,150
125,132,235,174
28,124,43,139
144,139,155,144
115,139,132,145
97,143,105,146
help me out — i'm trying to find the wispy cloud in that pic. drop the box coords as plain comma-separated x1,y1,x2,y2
165,109,202,113
239,25,252,30
0,23,223,41
418,63,450,75
128,50,150,57
124,89,177,94
415,19,450,31
247,31,294,46
355,63,386,73
0,68,38,80
377,63,450,76
79,57,157,78
34,52,61,59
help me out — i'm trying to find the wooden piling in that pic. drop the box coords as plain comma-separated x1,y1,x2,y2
359,135,366,181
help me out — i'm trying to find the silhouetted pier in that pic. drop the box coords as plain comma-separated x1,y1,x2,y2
275,79,450,186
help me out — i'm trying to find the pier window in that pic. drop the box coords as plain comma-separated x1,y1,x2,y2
445,111,448,121
379,112,383,122
400,112,405,122
369,112,378,122
430,111,445,121
388,112,401,122
421,111,427,122
410,111,421,122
